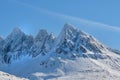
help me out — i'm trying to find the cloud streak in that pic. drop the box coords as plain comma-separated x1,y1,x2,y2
11,0,120,32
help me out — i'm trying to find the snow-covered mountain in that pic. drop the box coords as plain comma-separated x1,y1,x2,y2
55,23,108,59
1,27,34,64
0,23,120,80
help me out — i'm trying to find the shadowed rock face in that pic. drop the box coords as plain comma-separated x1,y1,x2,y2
35,29,48,42
31,30,55,57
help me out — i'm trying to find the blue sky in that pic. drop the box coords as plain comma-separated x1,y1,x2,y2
0,0,120,50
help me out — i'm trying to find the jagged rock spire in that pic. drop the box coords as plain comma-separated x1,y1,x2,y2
35,29,48,41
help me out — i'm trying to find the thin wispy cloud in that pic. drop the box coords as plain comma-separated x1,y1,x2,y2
11,0,120,32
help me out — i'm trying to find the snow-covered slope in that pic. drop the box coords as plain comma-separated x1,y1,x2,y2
0,23,120,80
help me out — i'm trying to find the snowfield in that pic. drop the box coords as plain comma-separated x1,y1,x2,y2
0,23,120,80
0,51,120,80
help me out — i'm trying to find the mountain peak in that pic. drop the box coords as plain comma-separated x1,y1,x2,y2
8,27,25,37
12,27,22,33
63,23,86,35
63,23,76,31
55,23,107,54
6,27,25,41
35,29,48,41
